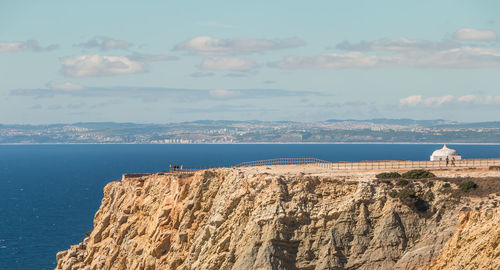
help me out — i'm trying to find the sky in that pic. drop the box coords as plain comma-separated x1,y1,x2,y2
1,0,499,124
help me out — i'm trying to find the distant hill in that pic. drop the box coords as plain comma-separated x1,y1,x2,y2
433,121,500,129
325,118,455,127
1,119,499,144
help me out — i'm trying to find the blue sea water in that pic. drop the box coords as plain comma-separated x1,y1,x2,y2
0,144,499,270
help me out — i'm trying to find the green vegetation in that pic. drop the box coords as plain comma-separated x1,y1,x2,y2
380,179,392,185
390,188,430,212
402,169,435,179
460,181,478,193
376,172,401,179
422,190,435,201
397,188,417,204
397,179,409,186
439,178,500,201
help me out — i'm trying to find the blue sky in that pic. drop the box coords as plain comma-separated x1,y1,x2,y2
1,0,499,124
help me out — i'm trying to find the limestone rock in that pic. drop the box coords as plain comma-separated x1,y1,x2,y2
55,169,499,270
420,209,500,270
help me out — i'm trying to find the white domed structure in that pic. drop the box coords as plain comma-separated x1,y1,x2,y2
430,145,462,161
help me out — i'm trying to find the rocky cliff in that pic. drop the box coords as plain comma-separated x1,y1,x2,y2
55,167,500,270
420,208,500,270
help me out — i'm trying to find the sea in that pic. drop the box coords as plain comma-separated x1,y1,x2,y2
1,144,499,270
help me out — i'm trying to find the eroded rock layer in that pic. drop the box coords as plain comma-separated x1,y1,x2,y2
55,168,500,270
421,208,500,270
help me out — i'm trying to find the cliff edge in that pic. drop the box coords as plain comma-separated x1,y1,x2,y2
55,166,500,270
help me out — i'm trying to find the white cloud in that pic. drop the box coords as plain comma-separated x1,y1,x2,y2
399,95,454,107
399,95,456,107
46,81,84,91
209,89,241,99
60,55,144,77
484,96,500,104
128,52,179,62
270,52,402,69
416,47,500,68
174,36,304,55
456,95,500,104
0,40,58,52
399,94,500,107
273,33,500,70
399,95,423,107
10,86,320,101
423,95,455,107
0,42,24,52
456,95,477,103
201,57,256,71
272,46,500,69
75,36,132,50
336,38,457,52
453,28,498,41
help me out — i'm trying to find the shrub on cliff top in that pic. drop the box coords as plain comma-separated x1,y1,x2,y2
397,179,409,186
395,188,430,212
397,188,417,203
376,172,401,179
402,169,435,179
460,181,478,193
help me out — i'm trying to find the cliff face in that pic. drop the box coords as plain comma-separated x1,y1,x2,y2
55,168,499,270
421,208,500,270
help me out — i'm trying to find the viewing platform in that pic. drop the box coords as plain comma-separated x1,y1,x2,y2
122,158,500,179
171,157,500,172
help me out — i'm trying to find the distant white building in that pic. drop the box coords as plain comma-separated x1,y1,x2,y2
430,145,462,161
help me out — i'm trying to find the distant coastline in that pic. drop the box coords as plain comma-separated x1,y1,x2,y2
2,120,499,145
2,142,500,145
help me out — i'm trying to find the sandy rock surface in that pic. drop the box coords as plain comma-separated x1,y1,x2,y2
55,166,500,270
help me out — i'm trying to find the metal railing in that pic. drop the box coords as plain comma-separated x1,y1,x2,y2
167,157,500,174
318,158,500,170
235,157,329,167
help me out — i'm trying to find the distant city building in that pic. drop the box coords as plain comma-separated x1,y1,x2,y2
430,145,462,161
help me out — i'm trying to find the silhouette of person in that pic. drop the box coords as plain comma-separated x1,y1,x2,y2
446,156,449,166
